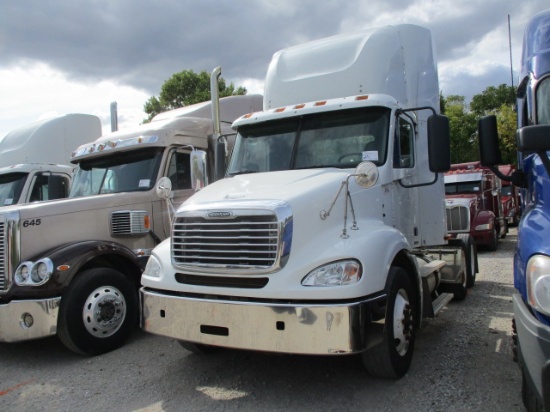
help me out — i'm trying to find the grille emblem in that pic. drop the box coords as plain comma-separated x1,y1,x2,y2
207,211,233,219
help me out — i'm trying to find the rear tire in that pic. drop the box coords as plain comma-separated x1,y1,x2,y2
457,233,477,288
58,268,138,356
362,267,417,378
487,226,498,251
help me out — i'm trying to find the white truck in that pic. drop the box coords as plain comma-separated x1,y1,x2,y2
140,25,477,378
0,90,262,355
0,114,102,206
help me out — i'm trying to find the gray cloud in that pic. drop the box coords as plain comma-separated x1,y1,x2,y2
1,0,548,102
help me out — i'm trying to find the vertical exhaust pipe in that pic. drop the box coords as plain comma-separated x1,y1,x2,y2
211,67,225,181
110,101,118,132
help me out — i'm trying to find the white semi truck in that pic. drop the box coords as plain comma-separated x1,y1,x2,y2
140,25,477,378
0,114,102,206
0,91,262,355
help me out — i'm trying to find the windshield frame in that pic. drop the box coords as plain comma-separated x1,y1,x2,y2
227,106,391,176
0,172,28,206
536,75,550,125
69,148,163,198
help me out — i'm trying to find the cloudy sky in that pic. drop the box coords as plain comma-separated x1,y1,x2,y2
1,0,548,138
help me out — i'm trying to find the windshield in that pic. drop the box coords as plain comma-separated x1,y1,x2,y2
227,107,390,176
69,148,163,198
0,172,27,206
445,182,482,194
537,77,550,125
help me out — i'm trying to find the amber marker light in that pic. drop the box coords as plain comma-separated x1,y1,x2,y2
144,215,151,230
314,101,327,106
355,95,369,101
57,265,70,271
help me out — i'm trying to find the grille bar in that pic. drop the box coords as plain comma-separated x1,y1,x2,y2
172,213,280,269
446,206,469,232
0,221,5,291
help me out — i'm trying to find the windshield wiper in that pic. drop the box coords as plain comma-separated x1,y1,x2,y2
228,169,258,176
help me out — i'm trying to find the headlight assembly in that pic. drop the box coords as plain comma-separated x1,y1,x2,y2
15,259,53,286
302,260,362,287
526,255,550,316
143,255,162,279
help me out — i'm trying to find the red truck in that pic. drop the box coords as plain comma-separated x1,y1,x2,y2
498,164,521,226
444,161,507,251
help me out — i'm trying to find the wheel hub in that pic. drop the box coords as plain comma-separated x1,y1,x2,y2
393,290,413,356
83,286,126,338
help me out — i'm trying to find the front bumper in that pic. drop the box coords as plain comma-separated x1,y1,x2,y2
140,288,386,355
513,293,550,411
0,297,61,342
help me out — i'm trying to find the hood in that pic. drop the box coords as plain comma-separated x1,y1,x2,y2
445,196,475,208
187,169,356,209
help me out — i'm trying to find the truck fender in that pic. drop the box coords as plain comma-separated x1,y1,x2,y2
46,240,142,289
357,226,423,323
474,210,496,227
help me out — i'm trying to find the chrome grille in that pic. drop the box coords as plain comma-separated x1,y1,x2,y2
0,221,5,291
172,213,280,269
110,210,149,236
446,206,469,232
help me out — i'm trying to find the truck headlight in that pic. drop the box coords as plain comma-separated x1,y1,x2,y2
526,255,550,316
14,262,32,285
14,259,53,285
302,260,361,286
143,255,162,278
31,259,53,284
475,223,493,231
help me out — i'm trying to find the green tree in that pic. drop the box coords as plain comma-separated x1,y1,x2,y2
490,103,518,165
470,84,515,116
442,94,478,163
143,70,247,123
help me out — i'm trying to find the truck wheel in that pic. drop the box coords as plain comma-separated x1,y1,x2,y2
522,368,543,412
361,267,417,378
457,234,477,288
487,227,498,251
178,340,218,354
58,268,138,356
500,220,508,239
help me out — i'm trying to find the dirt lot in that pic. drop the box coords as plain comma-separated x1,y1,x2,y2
0,230,524,412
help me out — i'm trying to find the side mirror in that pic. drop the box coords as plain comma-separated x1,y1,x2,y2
155,177,172,199
191,150,208,191
427,114,451,172
478,115,503,167
517,125,550,152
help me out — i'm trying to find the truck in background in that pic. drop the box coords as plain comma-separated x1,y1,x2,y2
498,164,521,226
478,9,550,412
0,90,262,355
0,114,102,206
444,161,507,251
140,24,477,379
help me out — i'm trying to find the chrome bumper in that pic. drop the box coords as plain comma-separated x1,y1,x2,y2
140,288,385,355
0,297,61,342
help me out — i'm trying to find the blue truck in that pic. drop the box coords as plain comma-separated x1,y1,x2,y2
478,9,550,412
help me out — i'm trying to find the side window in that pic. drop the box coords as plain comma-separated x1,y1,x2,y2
30,173,70,202
167,151,192,190
394,118,414,169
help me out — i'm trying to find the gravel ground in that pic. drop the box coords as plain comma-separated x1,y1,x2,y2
0,229,523,412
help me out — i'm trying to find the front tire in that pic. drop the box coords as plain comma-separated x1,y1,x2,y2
58,268,138,356
362,267,417,378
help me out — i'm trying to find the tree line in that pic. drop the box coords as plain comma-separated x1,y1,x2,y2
144,70,517,166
